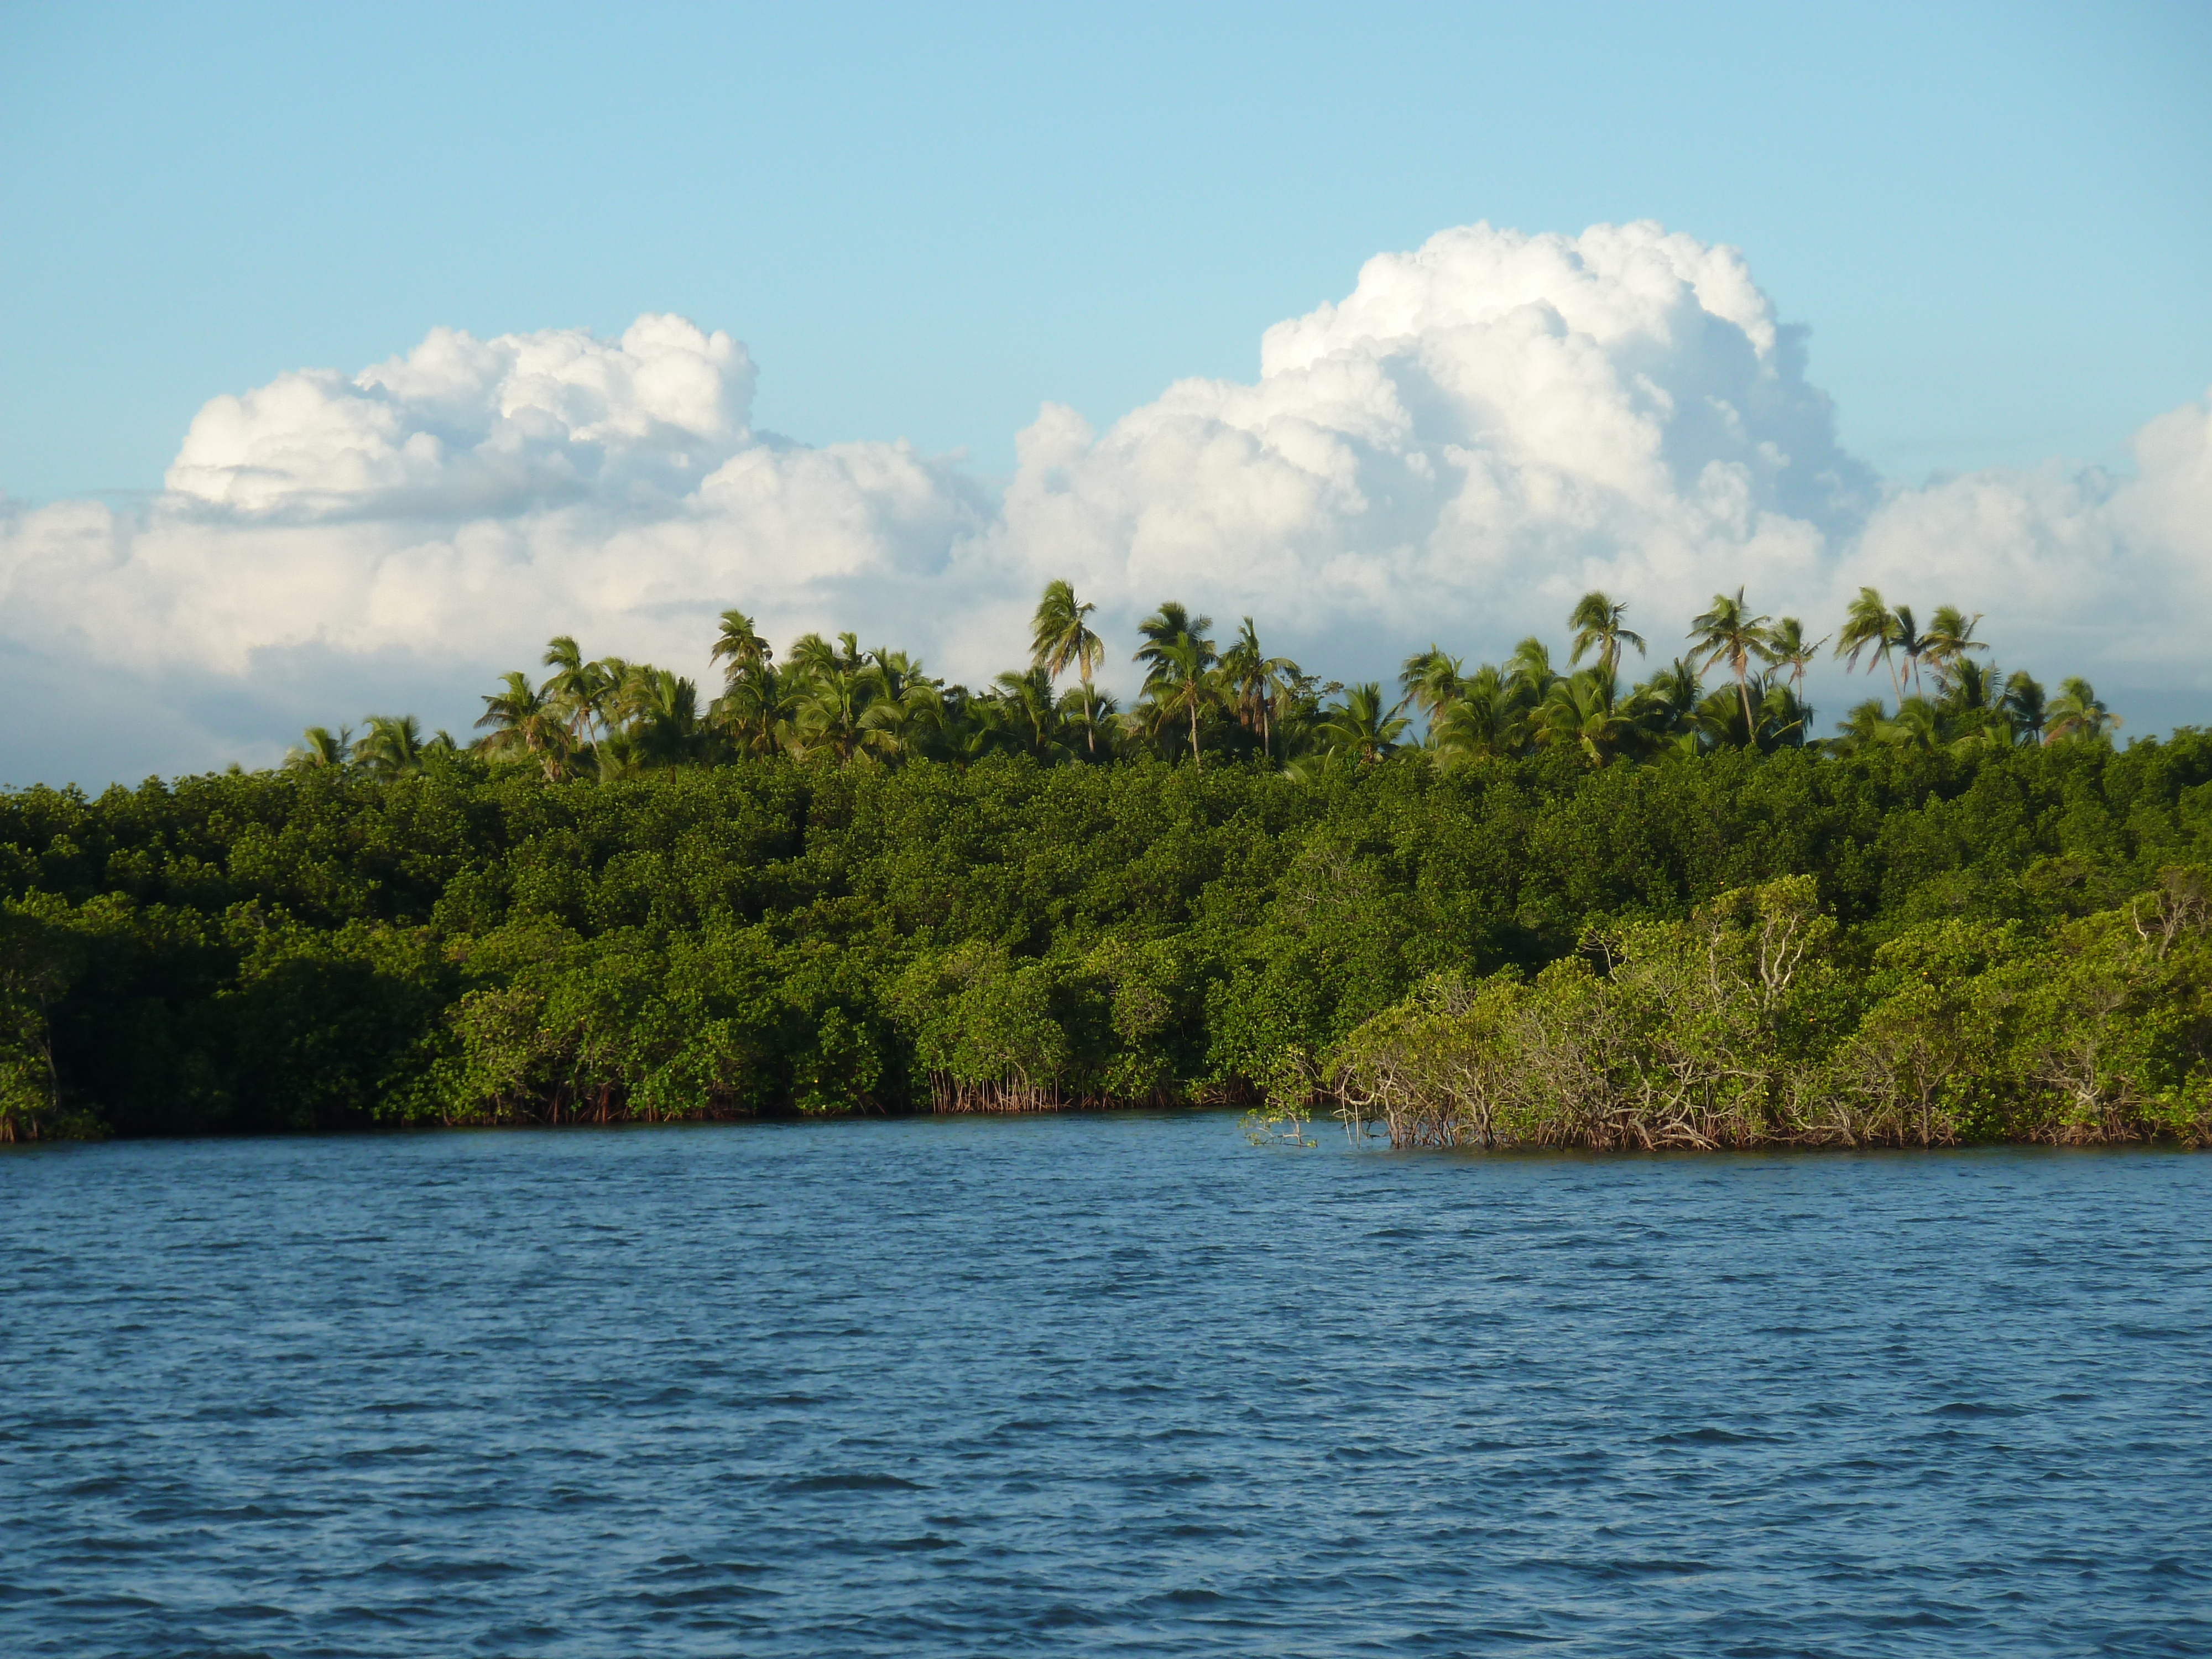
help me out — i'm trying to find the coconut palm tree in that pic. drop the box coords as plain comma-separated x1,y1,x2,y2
2000,671,2048,745
785,640,872,764
1919,605,1985,693
1836,587,1902,702
990,667,1070,762
1057,684,1121,759
1935,655,1997,720
1314,682,1410,764
1397,645,1465,721
283,725,352,770
789,630,866,681
1538,670,1635,766
1889,603,1928,696
628,670,712,766
1830,697,1890,753
1877,696,1942,752
541,635,614,757
474,671,571,779
1030,580,1105,754
1429,664,1518,763
354,714,427,779
1754,680,1813,750
1505,637,1558,707
1627,658,1705,752
1765,617,1826,702
1568,591,1646,684
1688,588,1773,740
849,648,942,764
2045,677,2122,745
1135,602,1219,769
710,608,774,681
710,661,790,757
1220,619,1301,763
1948,706,2020,752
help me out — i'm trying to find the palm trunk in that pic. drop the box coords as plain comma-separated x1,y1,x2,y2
1189,696,1202,772
1082,675,1095,755
1737,669,1755,744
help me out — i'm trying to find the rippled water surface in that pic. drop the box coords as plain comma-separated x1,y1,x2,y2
4,1117,2211,1656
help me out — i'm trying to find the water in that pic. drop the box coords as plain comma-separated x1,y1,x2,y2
2,1116,2209,1657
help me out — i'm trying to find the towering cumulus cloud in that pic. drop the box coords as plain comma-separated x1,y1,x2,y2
1,222,2206,782
990,223,1878,643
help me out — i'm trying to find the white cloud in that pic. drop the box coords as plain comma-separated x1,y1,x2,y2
2,221,2208,784
985,222,1875,649
165,314,757,517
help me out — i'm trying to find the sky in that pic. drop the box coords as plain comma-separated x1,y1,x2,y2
1,0,2209,784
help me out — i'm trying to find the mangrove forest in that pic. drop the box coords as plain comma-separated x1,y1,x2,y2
1,582,2204,1150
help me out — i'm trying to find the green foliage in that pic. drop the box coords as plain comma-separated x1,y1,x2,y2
4,560,2206,1143
0,733,2207,1141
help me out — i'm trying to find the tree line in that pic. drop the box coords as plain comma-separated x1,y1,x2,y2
1,723,2206,1146
284,583,2125,782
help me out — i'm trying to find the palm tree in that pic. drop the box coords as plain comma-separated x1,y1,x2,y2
789,669,867,763
1505,637,1558,707
1030,580,1105,754
1889,603,1928,696
354,714,427,779
592,658,653,737
851,648,943,764
1688,588,1773,740
1836,587,1902,703
1315,682,1410,764
1537,670,1635,766
1429,664,1518,763
1135,602,1219,769
1935,655,1997,720
2044,677,2122,745
1919,605,1986,693
1877,696,1942,752
1948,706,2020,752
710,661,790,757
1056,684,1120,760
629,670,712,766
283,725,352,771
710,608,774,681
1626,658,1705,753
1765,618,1826,702
2000,671,2048,745
789,630,866,681
1830,697,1890,753
1396,645,1466,754
1568,591,1646,684
990,667,1068,762
1218,619,1300,763
541,635,613,757
474,671,571,779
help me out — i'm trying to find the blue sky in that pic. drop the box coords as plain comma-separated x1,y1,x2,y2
4,0,2206,499
1,1,2209,784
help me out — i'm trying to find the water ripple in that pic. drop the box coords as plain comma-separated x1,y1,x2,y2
2,1120,2209,1655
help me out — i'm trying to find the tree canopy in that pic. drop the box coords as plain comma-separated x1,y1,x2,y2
2,582,2197,1148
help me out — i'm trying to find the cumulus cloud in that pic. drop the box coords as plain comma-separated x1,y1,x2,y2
2,222,2208,784
985,222,1878,649
165,314,758,517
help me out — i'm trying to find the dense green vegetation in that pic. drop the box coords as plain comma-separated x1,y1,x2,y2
0,583,2199,1148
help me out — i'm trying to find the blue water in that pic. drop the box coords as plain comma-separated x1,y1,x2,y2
3,1116,2209,1657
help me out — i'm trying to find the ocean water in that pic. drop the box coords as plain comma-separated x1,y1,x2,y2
2,1114,2208,1657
